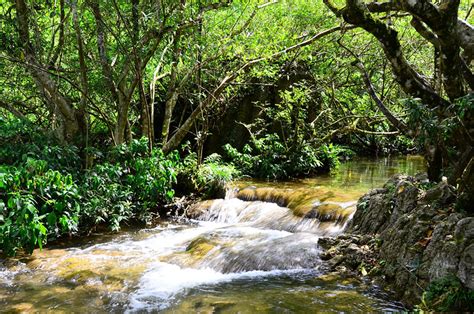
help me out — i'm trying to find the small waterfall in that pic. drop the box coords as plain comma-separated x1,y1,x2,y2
0,157,424,312
187,186,357,235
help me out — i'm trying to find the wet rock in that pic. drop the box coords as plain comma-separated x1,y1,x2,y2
334,265,348,274
186,200,216,219
12,303,34,312
326,173,473,308
186,237,217,258
236,187,290,207
328,255,345,268
318,237,338,250
206,233,321,273
304,203,354,225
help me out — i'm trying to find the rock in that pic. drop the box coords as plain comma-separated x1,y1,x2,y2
423,181,456,205
320,251,333,261
305,203,343,222
453,219,474,289
348,192,390,234
318,237,338,250
334,265,348,274
186,200,215,218
328,255,345,268
454,217,474,242
186,237,217,257
414,173,429,183
347,243,360,252
200,233,321,273
458,244,474,289
320,173,472,309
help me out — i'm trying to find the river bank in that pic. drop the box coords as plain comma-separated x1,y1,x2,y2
1,156,441,312
318,174,474,311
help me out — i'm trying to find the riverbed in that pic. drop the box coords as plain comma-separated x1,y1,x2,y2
0,156,426,312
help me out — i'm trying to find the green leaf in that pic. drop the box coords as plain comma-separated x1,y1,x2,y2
38,223,47,236
47,212,57,226
26,203,37,215
7,197,16,209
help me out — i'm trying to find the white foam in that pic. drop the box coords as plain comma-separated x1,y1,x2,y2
127,262,297,312
78,224,217,256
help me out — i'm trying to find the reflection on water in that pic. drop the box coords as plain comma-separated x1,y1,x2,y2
0,156,424,312
235,155,426,196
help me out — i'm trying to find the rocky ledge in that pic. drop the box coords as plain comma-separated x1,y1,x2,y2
319,174,473,311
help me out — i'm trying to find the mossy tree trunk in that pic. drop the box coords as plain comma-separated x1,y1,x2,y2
323,0,474,206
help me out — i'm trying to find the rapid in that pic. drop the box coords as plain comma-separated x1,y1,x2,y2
0,156,425,312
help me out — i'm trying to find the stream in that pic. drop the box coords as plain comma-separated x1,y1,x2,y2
0,156,426,312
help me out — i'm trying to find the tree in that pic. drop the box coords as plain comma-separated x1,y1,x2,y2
323,0,474,205
14,0,87,143
4,0,234,146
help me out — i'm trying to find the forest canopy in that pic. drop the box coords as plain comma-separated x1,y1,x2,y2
1,0,473,190
0,0,473,253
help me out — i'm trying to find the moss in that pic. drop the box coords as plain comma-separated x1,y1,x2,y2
186,237,216,258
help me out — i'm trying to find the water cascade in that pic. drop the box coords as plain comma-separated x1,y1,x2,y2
0,157,425,312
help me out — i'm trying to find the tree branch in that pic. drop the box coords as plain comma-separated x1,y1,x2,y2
0,100,26,119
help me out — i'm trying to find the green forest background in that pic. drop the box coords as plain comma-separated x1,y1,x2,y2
0,0,473,256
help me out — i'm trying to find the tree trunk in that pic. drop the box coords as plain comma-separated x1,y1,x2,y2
16,0,82,142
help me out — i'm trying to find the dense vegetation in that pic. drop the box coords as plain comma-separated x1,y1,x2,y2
0,118,242,254
0,0,472,261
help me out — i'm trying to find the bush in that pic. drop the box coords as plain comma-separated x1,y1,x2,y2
177,150,240,198
0,131,242,255
224,135,348,179
0,118,81,173
0,136,181,255
81,139,179,231
0,158,81,255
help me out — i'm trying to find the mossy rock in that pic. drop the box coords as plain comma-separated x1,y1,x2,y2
186,237,217,258
305,203,353,224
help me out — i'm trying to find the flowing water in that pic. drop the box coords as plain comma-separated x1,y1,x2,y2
0,156,426,313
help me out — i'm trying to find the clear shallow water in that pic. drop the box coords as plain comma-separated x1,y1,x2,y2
234,155,426,199
0,156,425,312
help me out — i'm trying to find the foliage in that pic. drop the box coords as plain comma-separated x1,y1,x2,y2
406,94,474,176
177,148,240,198
223,82,352,179
224,136,347,179
420,275,474,312
0,158,80,255
81,139,178,230
0,118,81,173
1,0,472,255
0,135,181,255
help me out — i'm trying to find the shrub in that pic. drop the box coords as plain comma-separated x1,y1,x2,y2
0,133,242,255
0,137,180,255
224,135,348,179
0,158,81,255
0,118,81,173
81,139,179,230
177,150,240,198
